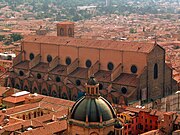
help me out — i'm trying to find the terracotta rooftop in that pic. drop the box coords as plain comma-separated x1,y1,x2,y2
69,67,88,79
113,73,138,87
0,87,13,97
31,110,67,123
0,93,74,134
23,35,156,53
125,106,150,113
49,64,67,75
39,102,68,111
3,119,43,132
3,103,39,115
31,62,49,73
41,96,74,108
21,120,67,135
94,70,111,82
0,115,23,130
57,21,74,25
3,94,29,104
25,94,44,101
13,60,29,70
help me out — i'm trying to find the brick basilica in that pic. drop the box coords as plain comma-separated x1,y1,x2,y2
4,21,177,105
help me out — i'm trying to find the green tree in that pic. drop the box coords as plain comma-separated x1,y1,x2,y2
0,35,5,41
10,33,23,42
129,28,137,34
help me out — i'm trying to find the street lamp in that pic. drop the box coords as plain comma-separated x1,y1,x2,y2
175,91,180,113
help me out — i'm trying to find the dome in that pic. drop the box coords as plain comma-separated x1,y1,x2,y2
87,75,98,85
70,96,116,122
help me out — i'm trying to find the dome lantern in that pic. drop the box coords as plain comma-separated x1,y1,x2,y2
85,75,100,97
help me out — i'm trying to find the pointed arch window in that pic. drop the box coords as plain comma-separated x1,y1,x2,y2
24,85,28,91
52,91,57,97
23,115,25,120
60,28,64,36
68,28,73,37
34,112,36,118
33,87,38,93
42,89,48,95
62,93,68,99
28,113,31,119
154,63,158,79
15,84,20,89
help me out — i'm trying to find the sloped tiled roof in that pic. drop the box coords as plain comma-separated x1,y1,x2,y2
113,73,138,87
23,35,156,53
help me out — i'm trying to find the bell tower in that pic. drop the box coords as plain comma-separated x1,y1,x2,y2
57,21,74,37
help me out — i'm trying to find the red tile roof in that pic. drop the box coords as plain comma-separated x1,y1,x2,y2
57,21,74,25
4,103,39,115
69,67,88,79
31,62,49,73
41,96,74,108
3,94,29,104
94,70,111,82
14,60,29,70
0,87,12,97
49,64,67,75
23,35,156,53
21,120,67,135
125,106,150,113
113,73,138,87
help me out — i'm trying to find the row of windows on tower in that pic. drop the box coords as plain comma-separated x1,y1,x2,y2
29,53,139,73
87,87,98,95
60,28,73,37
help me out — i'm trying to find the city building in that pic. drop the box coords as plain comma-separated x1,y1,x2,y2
77,6,97,15
4,21,177,105
0,93,73,135
0,77,124,135
117,106,177,135
0,52,16,72
0,83,178,134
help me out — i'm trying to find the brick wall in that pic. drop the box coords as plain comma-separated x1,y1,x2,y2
147,45,165,101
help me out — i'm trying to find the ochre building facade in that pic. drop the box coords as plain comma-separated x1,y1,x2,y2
5,22,177,105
